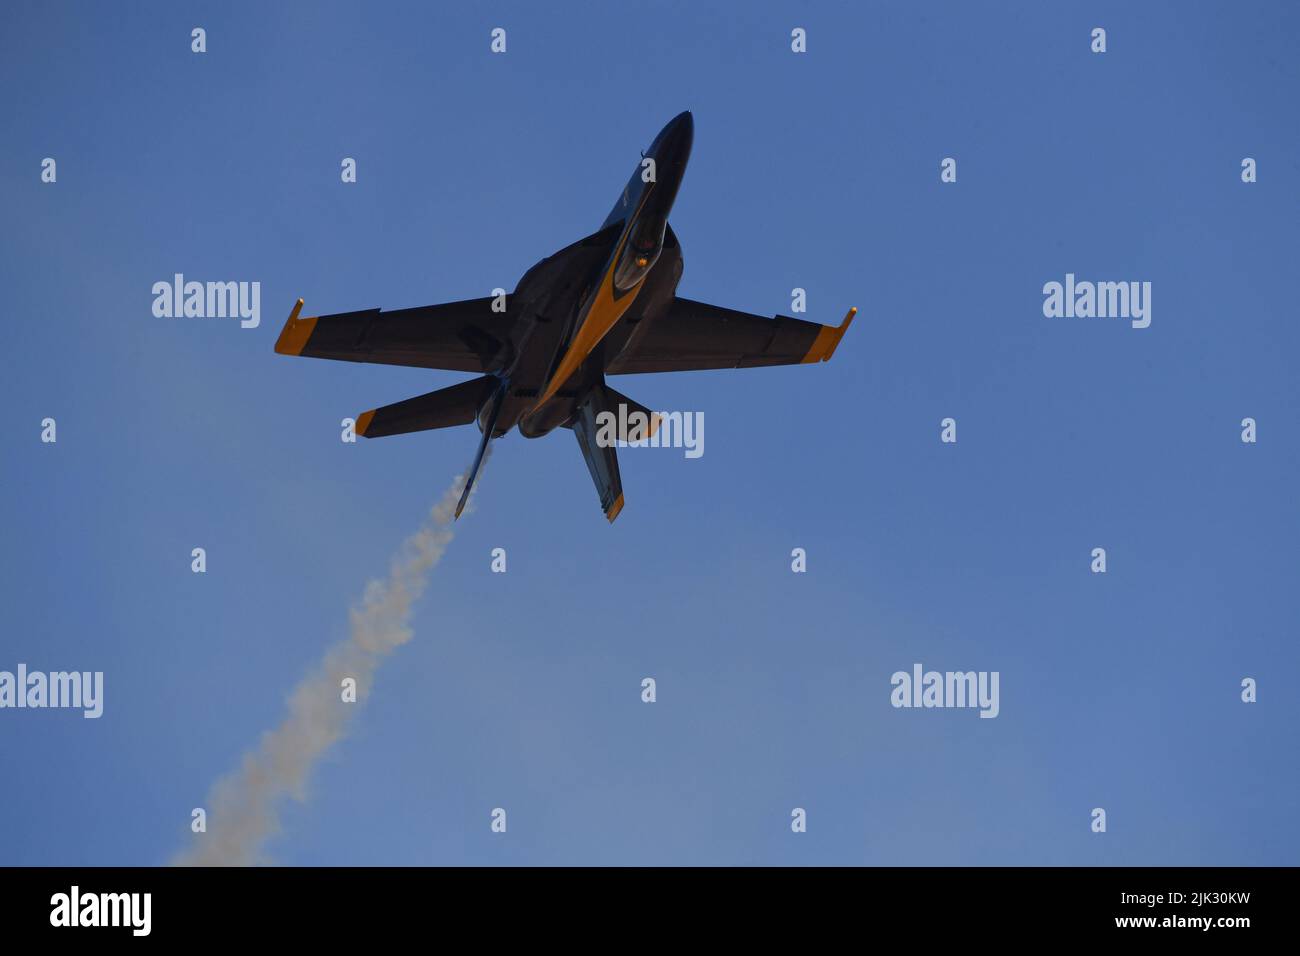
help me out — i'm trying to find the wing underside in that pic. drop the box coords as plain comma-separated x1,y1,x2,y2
607,297,855,374
275,297,513,373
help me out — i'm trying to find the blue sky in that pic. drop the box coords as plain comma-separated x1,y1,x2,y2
2,0,1297,865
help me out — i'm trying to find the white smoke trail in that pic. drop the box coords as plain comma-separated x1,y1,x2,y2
174,455,487,866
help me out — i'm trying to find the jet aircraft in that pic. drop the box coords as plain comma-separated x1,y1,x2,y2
275,112,855,521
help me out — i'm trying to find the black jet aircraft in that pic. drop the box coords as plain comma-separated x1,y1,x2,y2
275,111,855,521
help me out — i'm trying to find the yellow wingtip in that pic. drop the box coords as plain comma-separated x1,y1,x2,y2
605,493,625,523
274,297,318,356
801,306,857,364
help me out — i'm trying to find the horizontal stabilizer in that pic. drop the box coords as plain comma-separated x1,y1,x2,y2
356,375,498,439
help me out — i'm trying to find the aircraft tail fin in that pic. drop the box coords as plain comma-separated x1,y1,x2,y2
454,378,507,520
601,386,662,442
355,375,498,439
571,383,627,523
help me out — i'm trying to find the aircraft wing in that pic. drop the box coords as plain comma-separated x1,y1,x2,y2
274,297,513,373
606,297,855,374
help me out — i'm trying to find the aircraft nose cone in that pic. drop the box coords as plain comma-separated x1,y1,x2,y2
639,111,694,218
660,111,693,167
671,110,693,146
651,111,693,156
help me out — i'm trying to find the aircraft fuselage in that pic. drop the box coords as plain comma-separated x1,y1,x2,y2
492,111,695,439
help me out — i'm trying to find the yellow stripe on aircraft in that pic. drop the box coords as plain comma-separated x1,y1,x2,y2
534,219,648,410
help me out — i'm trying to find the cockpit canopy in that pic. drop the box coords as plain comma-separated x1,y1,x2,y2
613,214,666,292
